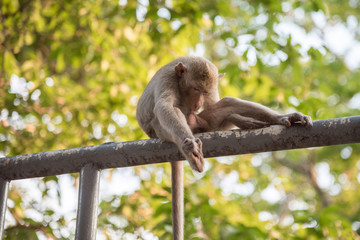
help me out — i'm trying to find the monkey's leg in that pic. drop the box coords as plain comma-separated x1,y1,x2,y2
227,114,271,129
198,97,312,131
153,103,204,172
226,97,312,127
193,113,270,132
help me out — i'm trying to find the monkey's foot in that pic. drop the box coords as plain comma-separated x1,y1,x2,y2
182,138,204,172
278,112,313,128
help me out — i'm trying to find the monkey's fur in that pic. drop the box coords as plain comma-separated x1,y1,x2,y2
136,56,312,172
137,56,312,240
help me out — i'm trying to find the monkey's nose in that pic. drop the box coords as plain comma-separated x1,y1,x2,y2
192,104,200,112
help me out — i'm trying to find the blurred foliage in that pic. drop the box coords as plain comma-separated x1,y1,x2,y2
1,0,360,239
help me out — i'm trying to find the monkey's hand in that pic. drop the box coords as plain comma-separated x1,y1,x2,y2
181,138,204,172
278,112,313,128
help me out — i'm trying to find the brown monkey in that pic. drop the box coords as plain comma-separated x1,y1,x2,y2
136,56,312,240
136,56,312,172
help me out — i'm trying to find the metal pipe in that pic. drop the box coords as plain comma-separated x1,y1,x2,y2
0,178,9,239
75,164,100,240
171,161,184,240
0,116,360,180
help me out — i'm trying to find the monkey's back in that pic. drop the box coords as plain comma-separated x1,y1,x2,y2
136,59,182,124
136,56,217,137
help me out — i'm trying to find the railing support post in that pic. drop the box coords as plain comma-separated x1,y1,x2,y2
0,178,9,239
171,161,184,240
75,164,100,240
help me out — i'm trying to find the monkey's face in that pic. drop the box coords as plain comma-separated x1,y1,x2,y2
183,70,220,113
175,57,222,112
185,84,207,112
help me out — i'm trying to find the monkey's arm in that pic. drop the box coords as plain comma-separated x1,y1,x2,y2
197,96,312,131
153,95,204,172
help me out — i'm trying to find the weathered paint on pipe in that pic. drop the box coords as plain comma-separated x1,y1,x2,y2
0,178,9,239
75,164,100,240
0,116,359,180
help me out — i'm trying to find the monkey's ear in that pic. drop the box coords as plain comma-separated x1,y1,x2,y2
218,73,225,80
175,62,187,78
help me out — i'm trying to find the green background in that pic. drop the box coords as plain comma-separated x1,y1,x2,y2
1,0,360,239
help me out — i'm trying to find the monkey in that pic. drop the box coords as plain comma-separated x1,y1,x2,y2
136,56,312,240
136,56,312,172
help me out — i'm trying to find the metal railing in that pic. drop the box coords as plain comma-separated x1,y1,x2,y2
1,116,360,239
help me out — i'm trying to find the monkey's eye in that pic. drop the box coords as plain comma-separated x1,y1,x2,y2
193,87,208,95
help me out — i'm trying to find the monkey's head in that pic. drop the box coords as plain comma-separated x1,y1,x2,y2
175,57,224,112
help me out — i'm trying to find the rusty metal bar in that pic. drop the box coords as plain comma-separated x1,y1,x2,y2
171,161,184,240
75,164,100,240
0,116,360,181
0,178,9,239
